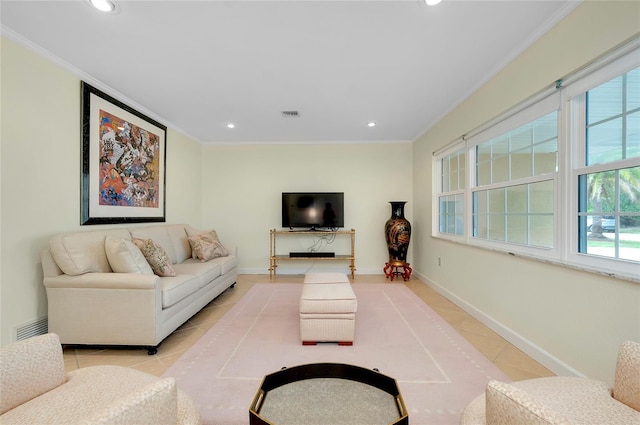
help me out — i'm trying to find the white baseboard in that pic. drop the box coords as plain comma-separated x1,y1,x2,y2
414,271,584,378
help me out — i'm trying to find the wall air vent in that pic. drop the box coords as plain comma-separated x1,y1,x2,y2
281,111,300,117
14,316,48,341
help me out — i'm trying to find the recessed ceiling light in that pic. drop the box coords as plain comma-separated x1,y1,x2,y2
226,123,235,129
88,0,117,13
367,122,376,127
425,0,442,5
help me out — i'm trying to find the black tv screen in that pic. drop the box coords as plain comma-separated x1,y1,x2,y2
282,192,344,230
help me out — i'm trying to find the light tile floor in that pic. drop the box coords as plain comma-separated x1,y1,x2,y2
62,274,555,381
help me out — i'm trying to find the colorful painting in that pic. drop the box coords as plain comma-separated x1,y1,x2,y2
81,82,166,225
98,110,160,208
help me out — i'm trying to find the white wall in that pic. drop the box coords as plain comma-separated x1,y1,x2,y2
412,1,640,384
200,142,413,275
0,37,204,345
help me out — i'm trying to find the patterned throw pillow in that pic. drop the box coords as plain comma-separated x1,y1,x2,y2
188,229,220,259
132,238,176,277
187,231,228,262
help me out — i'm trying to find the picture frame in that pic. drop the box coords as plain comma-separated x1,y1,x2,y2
81,81,167,225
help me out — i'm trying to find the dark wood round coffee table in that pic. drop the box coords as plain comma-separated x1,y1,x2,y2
249,363,408,425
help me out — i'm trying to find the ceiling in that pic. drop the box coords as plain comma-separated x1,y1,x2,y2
1,0,579,144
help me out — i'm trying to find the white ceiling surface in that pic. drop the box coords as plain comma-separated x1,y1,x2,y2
1,0,579,144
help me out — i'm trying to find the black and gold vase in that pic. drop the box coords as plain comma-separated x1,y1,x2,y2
385,201,411,266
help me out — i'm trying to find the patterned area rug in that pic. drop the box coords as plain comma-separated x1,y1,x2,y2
162,283,509,425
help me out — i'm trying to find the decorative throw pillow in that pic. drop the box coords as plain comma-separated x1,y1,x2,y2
132,238,176,277
105,237,154,275
188,229,220,259
187,230,228,262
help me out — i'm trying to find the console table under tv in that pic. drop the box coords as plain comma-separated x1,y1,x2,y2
269,229,356,279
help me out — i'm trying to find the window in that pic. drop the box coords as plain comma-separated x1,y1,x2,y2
438,148,465,236
576,67,640,263
585,69,639,165
433,40,640,280
473,111,558,248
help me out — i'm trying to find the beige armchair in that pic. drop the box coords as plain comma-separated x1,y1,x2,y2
460,340,640,425
0,333,202,425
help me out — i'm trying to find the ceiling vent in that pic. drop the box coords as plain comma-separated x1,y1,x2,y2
281,111,300,118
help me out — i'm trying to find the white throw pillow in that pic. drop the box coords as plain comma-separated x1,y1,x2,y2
105,237,154,275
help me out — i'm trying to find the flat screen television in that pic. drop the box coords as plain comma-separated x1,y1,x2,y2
282,192,344,230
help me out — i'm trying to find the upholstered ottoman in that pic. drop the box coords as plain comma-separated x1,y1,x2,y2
299,275,357,345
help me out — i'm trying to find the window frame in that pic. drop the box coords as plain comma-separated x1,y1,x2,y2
433,142,467,240
432,39,640,282
565,49,640,279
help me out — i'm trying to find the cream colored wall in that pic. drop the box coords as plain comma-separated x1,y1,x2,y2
200,143,413,275
412,1,640,383
0,37,203,345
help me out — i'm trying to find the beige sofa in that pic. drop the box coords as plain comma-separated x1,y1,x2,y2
42,224,237,354
460,340,640,425
0,333,201,425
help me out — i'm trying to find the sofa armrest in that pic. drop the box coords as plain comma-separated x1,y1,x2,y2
485,380,571,425
84,377,179,425
0,333,66,415
613,340,640,412
44,272,160,290
44,274,163,346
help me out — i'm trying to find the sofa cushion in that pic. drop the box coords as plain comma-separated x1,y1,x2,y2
105,237,153,275
173,261,223,288
187,231,228,262
206,252,237,275
613,340,640,411
49,229,131,276
129,225,192,264
0,333,65,415
132,238,176,277
165,225,192,264
160,274,203,308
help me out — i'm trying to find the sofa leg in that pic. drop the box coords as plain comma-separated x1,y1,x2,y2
147,345,159,355
231,282,236,288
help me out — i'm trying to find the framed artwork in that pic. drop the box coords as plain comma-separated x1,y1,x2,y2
81,82,167,225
